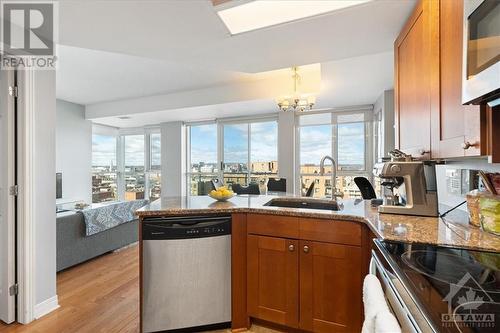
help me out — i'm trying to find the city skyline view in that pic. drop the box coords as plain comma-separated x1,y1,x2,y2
91,118,366,202
91,133,162,203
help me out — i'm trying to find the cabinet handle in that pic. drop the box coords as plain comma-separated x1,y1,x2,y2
461,141,474,150
303,245,310,253
418,149,430,156
288,244,295,252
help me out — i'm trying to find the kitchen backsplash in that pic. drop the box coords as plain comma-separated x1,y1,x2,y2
436,158,500,212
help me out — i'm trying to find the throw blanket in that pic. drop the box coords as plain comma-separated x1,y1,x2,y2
82,200,148,236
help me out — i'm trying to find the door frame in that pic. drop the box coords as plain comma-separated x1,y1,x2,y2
14,68,37,324
0,61,17,325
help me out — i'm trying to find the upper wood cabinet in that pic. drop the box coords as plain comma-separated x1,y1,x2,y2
395,0,487,159
395,0,436,159
432,0,486,158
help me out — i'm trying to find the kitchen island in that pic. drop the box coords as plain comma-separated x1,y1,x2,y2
136,195,500,333
137,195,500,252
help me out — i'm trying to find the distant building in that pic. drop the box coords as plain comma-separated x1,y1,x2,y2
187,160,362,198
125,191,145,201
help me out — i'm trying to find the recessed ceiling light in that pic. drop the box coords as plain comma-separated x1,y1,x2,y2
118,116,131,120
216,0,372,35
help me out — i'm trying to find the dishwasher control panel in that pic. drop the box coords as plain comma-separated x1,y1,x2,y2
142,215,231,240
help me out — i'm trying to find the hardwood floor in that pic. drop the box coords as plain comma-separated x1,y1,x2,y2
0,245,279,333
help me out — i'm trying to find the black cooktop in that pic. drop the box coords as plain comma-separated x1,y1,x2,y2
376,240,500,332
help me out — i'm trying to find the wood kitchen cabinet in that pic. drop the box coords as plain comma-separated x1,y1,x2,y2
431,0,486,158
395,0,437,158
299,241,362,333
246,214,364,332
247,234,299,328
395,0,487,159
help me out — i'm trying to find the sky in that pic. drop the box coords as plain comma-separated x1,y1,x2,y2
92,134,161,167
190,122,279,165
92,134,116,167
300,123,365,166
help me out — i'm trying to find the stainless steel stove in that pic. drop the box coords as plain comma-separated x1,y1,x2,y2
372,240,500,332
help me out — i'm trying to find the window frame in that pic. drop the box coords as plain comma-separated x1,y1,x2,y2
91,127,119,204
185,121,219,196
92,125,161,202
185,115,279,196
295,107,374,196
220,117,279,187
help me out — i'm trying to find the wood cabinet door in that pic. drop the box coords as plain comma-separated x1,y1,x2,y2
432,0,485,158
395,0,439,159
299,241,362,333
247,235,299,328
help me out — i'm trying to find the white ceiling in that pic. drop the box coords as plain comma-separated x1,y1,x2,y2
56,45,254,105
55,0,415,124
94,51,394,128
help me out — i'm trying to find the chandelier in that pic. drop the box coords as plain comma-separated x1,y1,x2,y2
276,66,316,112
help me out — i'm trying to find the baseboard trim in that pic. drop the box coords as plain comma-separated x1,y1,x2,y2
34,295,59,319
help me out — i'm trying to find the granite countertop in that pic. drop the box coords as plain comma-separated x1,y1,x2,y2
136,195,500,253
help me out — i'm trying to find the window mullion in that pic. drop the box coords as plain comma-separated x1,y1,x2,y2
218,122,223,181
117,135,125,201
144,134,151,200
247,123,251,184
186,127,191,192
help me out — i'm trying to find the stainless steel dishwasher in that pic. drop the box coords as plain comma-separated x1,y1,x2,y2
141,215,231,333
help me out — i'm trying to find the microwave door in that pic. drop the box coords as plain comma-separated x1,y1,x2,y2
462,0,500,105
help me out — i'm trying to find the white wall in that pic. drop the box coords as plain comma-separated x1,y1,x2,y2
17,69,58,313
34,70,57,309
278,112,295,193
56,99,92,204
374,89,395,158
161,122,186,197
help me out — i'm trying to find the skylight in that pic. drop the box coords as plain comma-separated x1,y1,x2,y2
216,0,372,35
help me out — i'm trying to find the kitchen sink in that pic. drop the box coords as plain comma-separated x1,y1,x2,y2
264,198,340,211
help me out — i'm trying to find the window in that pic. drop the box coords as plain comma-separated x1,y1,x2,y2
91,127,161,203
124,135,145,201
223,123,249,188
150,133,161,170
222,120,278,192
188,124,218,195
297,110,372,199
92,134,118,203
148,133,162,200
186,119,278,195
249,121,278,189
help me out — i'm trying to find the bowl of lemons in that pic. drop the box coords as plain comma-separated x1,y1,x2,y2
209,186,235,201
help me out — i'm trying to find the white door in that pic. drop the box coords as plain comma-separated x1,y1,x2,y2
0,68,16,324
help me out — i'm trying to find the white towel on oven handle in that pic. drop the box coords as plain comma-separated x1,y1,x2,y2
362,274,401,333
374,310,401,333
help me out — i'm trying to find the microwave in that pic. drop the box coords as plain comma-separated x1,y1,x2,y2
462,0,500,105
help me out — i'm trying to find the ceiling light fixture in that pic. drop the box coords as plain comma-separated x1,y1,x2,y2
216,0,372,35
276,66,316,112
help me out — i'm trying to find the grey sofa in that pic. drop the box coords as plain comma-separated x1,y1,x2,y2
56,212,138,271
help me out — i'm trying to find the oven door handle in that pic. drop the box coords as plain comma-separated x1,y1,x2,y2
371,251,423,333
369,257,377,275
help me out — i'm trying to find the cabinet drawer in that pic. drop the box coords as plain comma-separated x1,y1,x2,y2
247,214,299,238
299,218,361,246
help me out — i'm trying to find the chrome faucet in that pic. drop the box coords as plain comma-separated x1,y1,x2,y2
319,155,344,200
